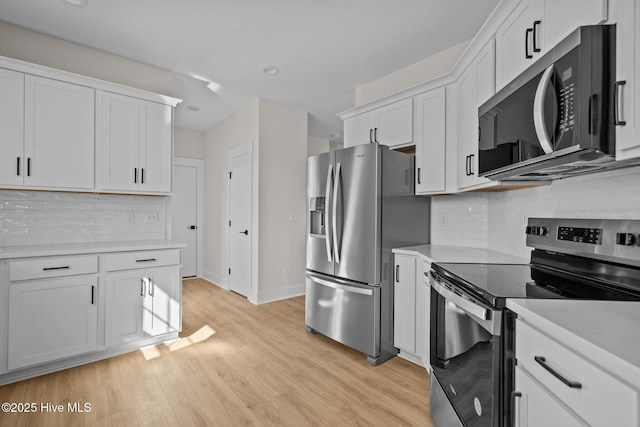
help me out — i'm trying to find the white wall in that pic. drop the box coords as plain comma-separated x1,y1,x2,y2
0,22,174,97
308,135,330,157
175,127,205,159
355,40,469,106
258,100,307,298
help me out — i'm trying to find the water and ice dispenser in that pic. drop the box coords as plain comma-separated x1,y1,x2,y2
309,197,326,236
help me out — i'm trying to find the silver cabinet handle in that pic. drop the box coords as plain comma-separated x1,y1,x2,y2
324,163,334,262
614,80,627,126
533,64,555,154
140,278,146,296
395,265,400,282
332,162,342,263
148,277,154,297
534,356,582,388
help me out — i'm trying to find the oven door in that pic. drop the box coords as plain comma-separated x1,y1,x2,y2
429,272,503,427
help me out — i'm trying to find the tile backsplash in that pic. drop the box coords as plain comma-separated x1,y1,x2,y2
431,166,640,260
0,190,167,247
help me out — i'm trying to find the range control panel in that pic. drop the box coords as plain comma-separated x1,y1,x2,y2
526,218,640,267
557,226,602,245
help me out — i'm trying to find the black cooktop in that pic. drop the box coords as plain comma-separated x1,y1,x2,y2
431,259,640,308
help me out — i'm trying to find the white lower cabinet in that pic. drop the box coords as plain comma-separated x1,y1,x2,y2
514,318,638,426
514,366,585,427
7,262,98,371
105,251,181,347
393,253,429,365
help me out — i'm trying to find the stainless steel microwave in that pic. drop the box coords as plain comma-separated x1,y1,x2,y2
478,25,620,181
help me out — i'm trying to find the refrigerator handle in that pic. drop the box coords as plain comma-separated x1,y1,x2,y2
332,162,342,263
325,164,334,262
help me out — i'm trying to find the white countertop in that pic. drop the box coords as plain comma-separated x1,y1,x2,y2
393,244,529,264
0,240,187,259
507,298,640,387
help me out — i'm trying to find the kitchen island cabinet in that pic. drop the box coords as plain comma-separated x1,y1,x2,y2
0,241,184,386
508,299,640,427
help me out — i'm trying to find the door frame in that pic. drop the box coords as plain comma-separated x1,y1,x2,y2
172,156,204,278
226,142,253,298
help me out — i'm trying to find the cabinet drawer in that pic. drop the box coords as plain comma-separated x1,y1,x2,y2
516,319,638,426
105,249,181,271
9,256,98,281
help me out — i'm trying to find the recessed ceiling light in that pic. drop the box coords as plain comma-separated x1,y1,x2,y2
186,105,201,112
63,0,88,7
263,65,279,75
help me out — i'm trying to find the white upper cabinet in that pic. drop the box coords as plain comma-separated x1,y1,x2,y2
414,87,446,195
0,73,95,190
0,68,24,186
344,98,413,148
457,41,496,191
610,0,640,160
496,0,608,89
100,91,172,194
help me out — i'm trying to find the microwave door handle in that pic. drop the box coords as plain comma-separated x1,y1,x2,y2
332,162,342,263
533,65,555,155
324,164,334,262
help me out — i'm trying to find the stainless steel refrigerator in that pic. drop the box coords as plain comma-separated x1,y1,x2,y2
305,143,430,365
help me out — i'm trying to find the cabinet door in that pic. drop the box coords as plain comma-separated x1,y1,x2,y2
105,270,145,346
100,91,140,192
514,366,587,427
612,0,640,159
24,75,95,190
375,98,413,147
495,0,542,89
0,69,24,186
8,275,98,370
139,101,172,193
143,265,181,336
543,0,608,52
415,87,446,194
393,254,417,353
457,41,495,191
344,113,375,147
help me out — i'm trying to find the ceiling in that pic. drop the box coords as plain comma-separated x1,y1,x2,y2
0,0,499,142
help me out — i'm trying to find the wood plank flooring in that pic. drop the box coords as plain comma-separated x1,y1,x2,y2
0,278,433,426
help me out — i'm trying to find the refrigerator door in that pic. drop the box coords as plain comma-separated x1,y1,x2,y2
306,151,335,276
333,144,380,285
305,272,380,358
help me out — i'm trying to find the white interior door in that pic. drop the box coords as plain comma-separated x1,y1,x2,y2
228,143,252,297
171,157,203,277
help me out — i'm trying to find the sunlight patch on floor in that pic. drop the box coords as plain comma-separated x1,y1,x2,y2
138,325,217,360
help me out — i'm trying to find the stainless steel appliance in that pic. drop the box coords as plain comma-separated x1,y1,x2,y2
429,218,640,427
305,143,430,365
478,25,622,181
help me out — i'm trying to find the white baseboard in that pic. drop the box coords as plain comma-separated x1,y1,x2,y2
202,270,228,289
253,283,305,305
398,350,425,367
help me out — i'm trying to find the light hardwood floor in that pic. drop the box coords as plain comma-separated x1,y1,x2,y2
0,278,433,426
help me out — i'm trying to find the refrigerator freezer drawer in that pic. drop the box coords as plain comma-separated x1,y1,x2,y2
305,273,380,357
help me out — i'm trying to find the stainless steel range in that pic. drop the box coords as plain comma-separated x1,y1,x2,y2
428,218,640,427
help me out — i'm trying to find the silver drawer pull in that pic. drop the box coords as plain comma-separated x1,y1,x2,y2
136,258,157,263
534,356,582,389
43,266,70,271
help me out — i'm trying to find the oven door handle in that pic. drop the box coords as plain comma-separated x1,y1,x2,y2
430,279,489,321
